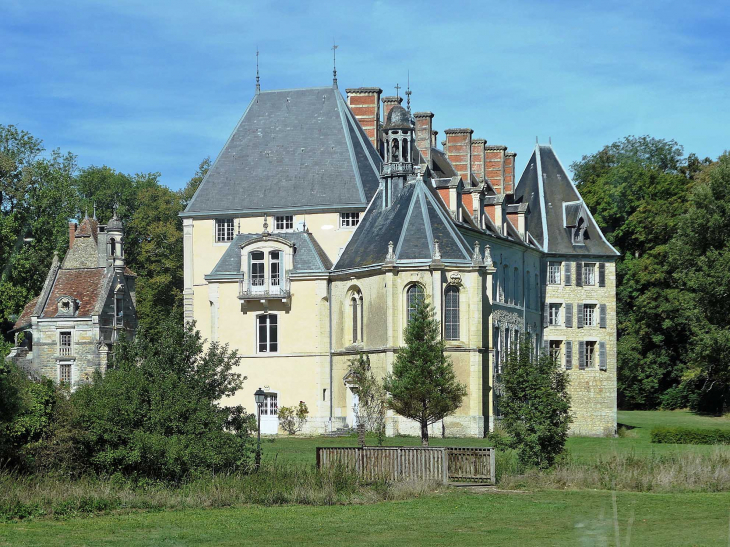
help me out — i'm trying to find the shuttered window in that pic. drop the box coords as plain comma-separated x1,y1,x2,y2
565,303,573,328
575,262,583,287
565,341,573,370
578,341,586,370
548,262,561,285
564,262,572,286
599,263,606,287
548,304,562,326
599,341,607,370
577,303,584,328
600,304,607,329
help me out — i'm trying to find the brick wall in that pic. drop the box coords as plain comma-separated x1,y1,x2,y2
445,129,473,184
346,87,382,150
485,145,507,193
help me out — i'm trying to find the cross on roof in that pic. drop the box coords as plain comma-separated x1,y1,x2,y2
394,83,401,98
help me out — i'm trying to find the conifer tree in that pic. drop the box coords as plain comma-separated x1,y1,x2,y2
384,298,466,446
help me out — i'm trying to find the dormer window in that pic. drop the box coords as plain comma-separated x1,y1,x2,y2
57,296,78,316
573,217,589,243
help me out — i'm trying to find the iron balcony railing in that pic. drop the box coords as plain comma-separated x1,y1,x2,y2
238,275,291,300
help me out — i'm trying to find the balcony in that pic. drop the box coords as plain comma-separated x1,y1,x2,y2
238,275,291,302
381,163,414,177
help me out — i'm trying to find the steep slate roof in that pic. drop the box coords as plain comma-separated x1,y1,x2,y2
184,86,382,216
206,231,332,280
334,178,472,271
513,145,619,256
40,268,107,318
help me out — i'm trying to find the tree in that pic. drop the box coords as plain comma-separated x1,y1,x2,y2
384,298,466,446
500,339,571,469
572,136,709,409
347,353,387,445
180,157,210,209
669,152,730,413
72,314,256,480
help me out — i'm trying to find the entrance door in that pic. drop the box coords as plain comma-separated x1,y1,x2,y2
260,392,279,434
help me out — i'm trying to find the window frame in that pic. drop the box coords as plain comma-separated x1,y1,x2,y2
274,215,294,231
584,304,597,327
549,340,562,363
257,313,278,353
547,262,562,285
444,285,460,341
215,218,235,243
260,392,279,416
59,331,72,357
406,284,425,323
59,362,72,384
585,340,597,368
339,212,360,228
583,263,596,286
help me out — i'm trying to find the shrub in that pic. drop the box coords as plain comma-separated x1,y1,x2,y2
651,426,730,445
347,354,387,445
279,402,309,435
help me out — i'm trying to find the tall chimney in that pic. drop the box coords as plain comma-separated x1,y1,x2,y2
444,128,473,185
504,151,517,194
346,87,382,151
471,138,486,184
485,145,507,194
69,220,77,249
431,130,439,148
381,96,403,125
414,112,434,168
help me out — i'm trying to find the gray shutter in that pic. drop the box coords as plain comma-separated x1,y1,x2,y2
578,341,586,370
577,303,584,328
599,263,606,287
599,341,607,370
544,302,549,327
565,341,573,370
600,304,607,329
543,337,549,354
564,262,572,286
576,262,583,287
279,251,286,289
565,303,573,328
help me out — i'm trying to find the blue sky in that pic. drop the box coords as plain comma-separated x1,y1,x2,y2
2,0,728,190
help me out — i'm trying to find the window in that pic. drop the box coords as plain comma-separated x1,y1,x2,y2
513,268,519,305
251,251,265,287
548,262,561,285
503,265,509,303
584,304,597,327
269,251,281,289
548,304,562,326
59,331,72,356
257,314,278,353
352,296,359,343
275,215,294,231
215,218,234,242
406,284,425,323
109,237,116,256
585,341,597,368
59,363,72,384
549,340,562,363
115,294,124,327
583,263,596,286
340,212,360,228
261,393,278,416
444,286,460,341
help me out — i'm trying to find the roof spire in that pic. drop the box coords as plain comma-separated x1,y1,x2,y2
405,71,412,112
332,40,338,87
255,48,260,94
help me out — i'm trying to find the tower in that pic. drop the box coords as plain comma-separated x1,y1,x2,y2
106,213,125,274
381,104,414,208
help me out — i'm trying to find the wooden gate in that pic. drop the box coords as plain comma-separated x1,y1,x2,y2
316,446,495,484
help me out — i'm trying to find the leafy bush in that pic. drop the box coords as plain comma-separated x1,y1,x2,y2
651,426,730,445
71,314,256,481
347,353,387,445
278,402,309,435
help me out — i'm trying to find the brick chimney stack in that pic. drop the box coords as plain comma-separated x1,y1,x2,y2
504,151,517,194
485,145,507,194
444,128,473,185
414,112,434,168
346,87,382,151
69,220,77,249
471,138,486,184
381,96,403,124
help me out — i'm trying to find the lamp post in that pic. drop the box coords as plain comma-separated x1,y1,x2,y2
254,387,266,470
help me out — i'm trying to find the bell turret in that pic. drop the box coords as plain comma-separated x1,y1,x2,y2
106,212,125,273
381,104,414,208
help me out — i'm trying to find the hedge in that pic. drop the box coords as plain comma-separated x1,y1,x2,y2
651,426,730,445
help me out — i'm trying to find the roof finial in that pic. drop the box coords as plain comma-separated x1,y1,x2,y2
394,83,401,99
255,48,260,94
432,239,441,260
405,71,412,112
262,213,269,236
332,40,338,87
472,240,482,266
536,136,539,144
385,241,395,263
549,136,552,145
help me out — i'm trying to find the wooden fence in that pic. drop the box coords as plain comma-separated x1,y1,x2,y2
316,446,495,484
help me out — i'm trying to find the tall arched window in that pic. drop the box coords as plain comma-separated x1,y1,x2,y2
407,284,425,323
109,238,116,257
351,295,358,343
444,286,460,341
402,138,409,162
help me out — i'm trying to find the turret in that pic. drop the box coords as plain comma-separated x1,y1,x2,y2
106,213,125,273
381,104,414,208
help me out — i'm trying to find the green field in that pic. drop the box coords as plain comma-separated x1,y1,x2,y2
3,410,730,546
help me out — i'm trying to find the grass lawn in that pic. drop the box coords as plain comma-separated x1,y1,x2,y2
4,410,730,546
2,490,729,546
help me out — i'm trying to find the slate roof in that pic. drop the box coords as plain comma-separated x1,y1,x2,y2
430,148,458,178
334,178,472,271
13,296,39,330
513,145,619,256
206,231,332,280
184,86,382,216
40,268,107,318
